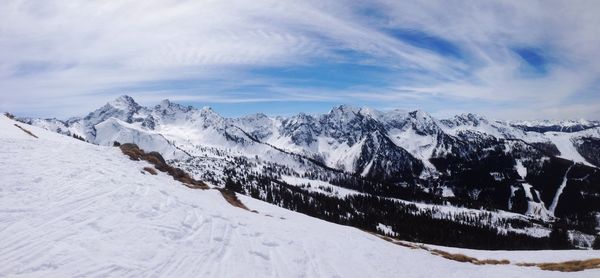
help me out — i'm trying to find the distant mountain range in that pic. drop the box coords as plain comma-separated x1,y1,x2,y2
18,95,600,249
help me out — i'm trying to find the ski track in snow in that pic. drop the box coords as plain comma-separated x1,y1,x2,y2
549,164,574,215
1,115,599,277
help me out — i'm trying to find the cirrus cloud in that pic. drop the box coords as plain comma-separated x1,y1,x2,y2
0,0,599,120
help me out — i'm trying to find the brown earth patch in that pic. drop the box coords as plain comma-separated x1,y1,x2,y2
143,167,158,175
519,259,600,272
119,143,208,190
14,124,38,138
375,233,599,272
119,143,252,211
218,188,249,210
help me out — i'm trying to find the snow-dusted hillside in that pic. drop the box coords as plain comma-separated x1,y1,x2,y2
6,115,600,277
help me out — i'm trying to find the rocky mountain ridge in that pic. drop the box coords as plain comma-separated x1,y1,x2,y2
18,95,600,248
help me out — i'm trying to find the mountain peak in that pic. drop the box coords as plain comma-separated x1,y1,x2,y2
153,99,193,113
452,113,488,126
357,107,382,119
107,95,141,112
158,99,171,108
241,112,269,120
201,106,214,112
199,106,221,119
330,104,359,114
327,105,362,122
408,109,432,120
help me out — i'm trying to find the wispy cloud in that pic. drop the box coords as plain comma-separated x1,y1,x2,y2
0,0,599,119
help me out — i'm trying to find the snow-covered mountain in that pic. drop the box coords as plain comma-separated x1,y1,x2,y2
5,114,600,276
509,119,600,133
22,96,599,169
18,96,600,249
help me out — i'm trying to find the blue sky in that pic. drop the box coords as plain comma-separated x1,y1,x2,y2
1,0,599,120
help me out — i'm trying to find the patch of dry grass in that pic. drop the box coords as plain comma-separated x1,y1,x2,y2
370,233,420,249
429,249,511,265
119,143,209,190
373,238,511,265
13,124,38,138
143,152,165,165
143,167,157,175
430,249,479,263
516,262,537,267
374,232,598,272
474,259,510,265
181,180,210,190
119,143,144,160
218,188,249,210
532,259,600,272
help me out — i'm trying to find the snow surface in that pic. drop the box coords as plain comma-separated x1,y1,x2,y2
441,186,455,198
388,127,437,171
515,160,527,179
281,176,361,197
94,117,187,160
509,119,598,129
3,115,599,277
547,132,595,167
548,164,574,215
439,114,547,143
521,183,552,219
377,223,396,236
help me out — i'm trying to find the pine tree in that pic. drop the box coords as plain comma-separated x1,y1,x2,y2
549,225,571,249
224,176,243,193
593,235,600,250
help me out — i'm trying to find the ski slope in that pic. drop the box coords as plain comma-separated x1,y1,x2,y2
546,131,596,167
0,115,598,277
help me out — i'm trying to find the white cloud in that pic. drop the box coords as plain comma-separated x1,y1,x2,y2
0,0,599,119
368,0,600,118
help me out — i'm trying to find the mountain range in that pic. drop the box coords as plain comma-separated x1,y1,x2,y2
18,95,600,249
6,111,600,276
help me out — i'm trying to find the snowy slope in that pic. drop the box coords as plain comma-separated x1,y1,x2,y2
440,113,548,143
546,129,600,167
509,119,600,133
94,117,188,160
3,116,599,277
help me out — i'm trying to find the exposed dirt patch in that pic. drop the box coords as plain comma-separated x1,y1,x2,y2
119,143,145,161
374,233,598,272
516,262,537,267
13,124,38,138
374,234,419,249
143,167,157,175
119,143,208,190
119,143,252,210
429,249,479,263
519,259,600,272
474,259,511,265
429,249,510,265
218,188,249,210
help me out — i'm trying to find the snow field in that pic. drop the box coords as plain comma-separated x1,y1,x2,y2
1,115,598,277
